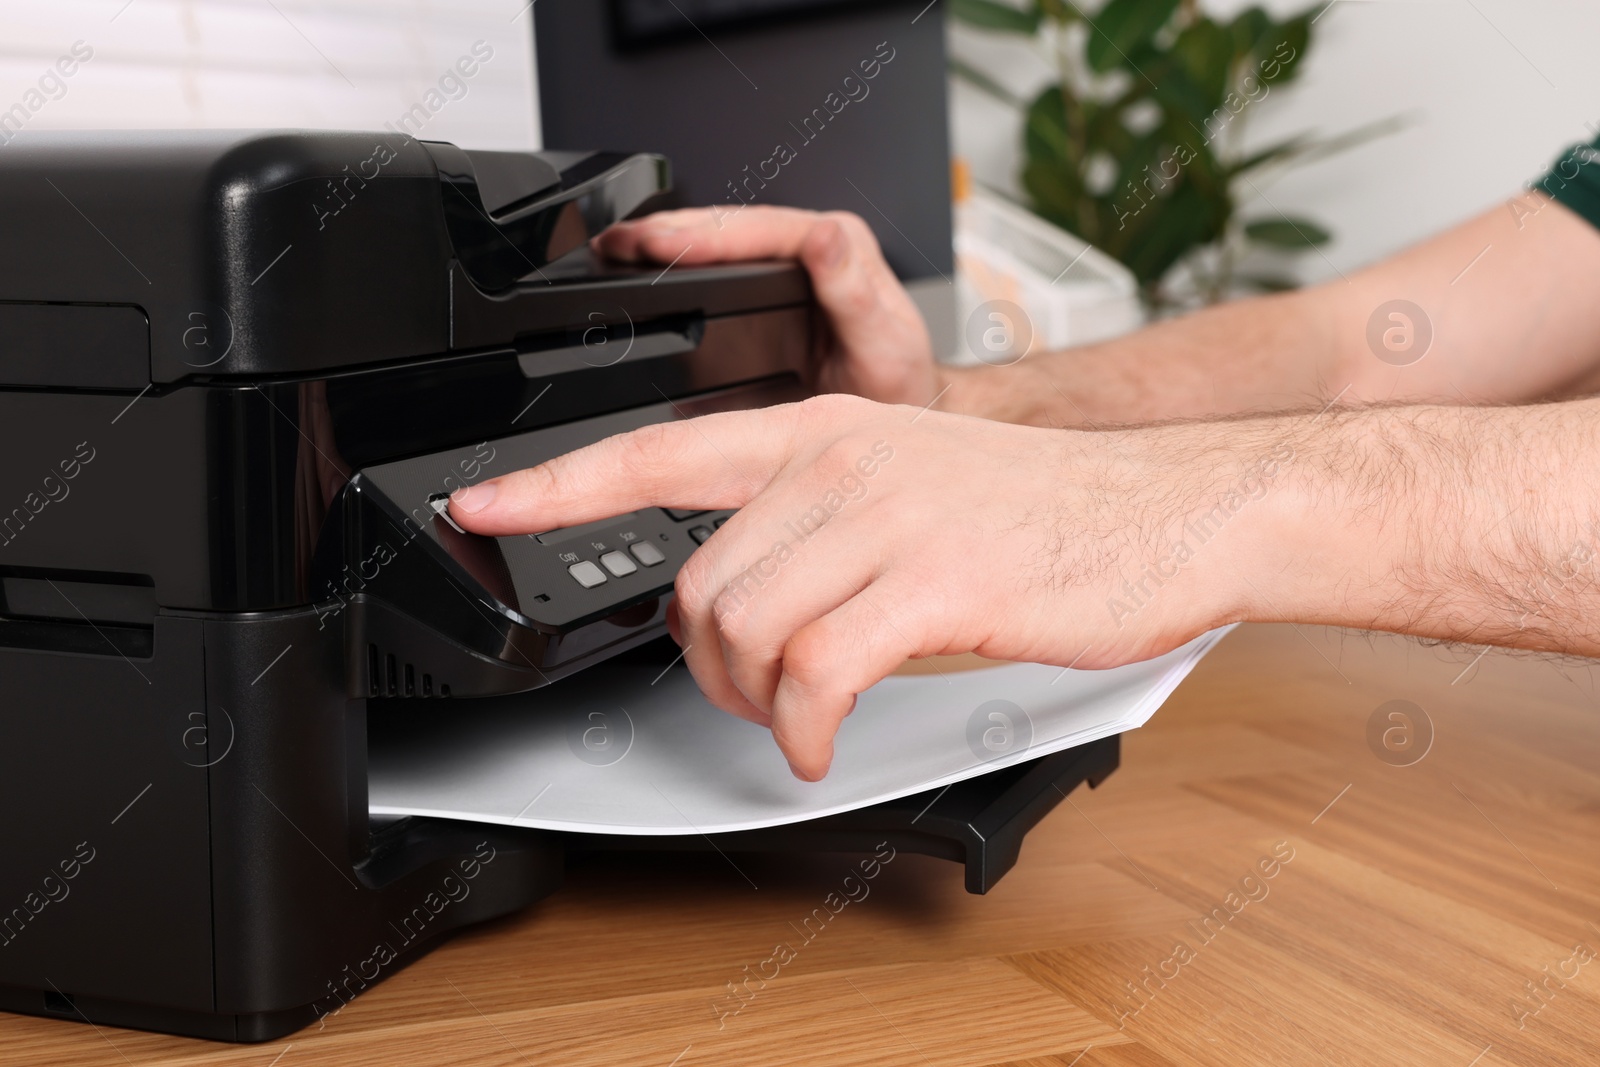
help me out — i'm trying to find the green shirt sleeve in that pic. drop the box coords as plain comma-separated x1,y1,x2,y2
1538,135,1600,230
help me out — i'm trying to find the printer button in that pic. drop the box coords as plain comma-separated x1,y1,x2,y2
629,541,667,567
688,525,714,545
663,508,706,521
599,550,638,577
567,561,608,589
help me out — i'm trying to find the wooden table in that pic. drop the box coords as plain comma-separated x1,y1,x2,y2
8,623,1600,1066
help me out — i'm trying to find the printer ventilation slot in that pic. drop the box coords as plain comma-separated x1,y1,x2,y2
367,643,448,699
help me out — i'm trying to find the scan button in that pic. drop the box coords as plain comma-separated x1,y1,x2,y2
629,541,667,567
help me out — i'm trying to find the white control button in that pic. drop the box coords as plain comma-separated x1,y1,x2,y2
568,561,607,589
600,550,638,577
629,541,666,567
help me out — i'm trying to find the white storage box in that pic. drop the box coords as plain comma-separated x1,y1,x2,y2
952,187,1144,365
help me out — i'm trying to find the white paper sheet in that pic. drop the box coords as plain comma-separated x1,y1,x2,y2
368,628,1232,836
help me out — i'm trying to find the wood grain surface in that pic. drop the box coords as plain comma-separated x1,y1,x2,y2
7,622,1600,1066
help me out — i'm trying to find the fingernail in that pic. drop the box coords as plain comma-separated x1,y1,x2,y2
450,482,498,514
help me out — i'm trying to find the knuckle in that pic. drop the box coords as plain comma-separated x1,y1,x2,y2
795,392,866,425
615,421,687,476
831,279,882,319
810,442,860,489
818,434,868,467
711,591,761,650
509,458,567,502
795,394,839,421
782,625,841,692
818,430,886,482
824,210,873,244
674,553,718,617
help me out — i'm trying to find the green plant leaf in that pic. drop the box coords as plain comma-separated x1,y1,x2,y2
1107,131,1169,220
1265,114,1411,173
950,0,1042,34
1256,13,1312,84
1145,57,1213,129
1151,110,1225,197
1226,135,1309,177
1169,19,1233,115
1084,0,1180,73
1229,6,1272,57
1121,180,1225,285
1021,159,1085,235
1023,86,1075,167
949,57,1026,107
1238,272,1301,292
1178,136,1227,200
1037,0,1081,23
1085,99,1129,154
1245,217,1331,248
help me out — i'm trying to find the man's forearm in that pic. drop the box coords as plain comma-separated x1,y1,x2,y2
1220,398,1600,656
946,200,1600,430
944,288,1335,428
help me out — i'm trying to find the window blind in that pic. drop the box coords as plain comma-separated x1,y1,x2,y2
0,0,540,150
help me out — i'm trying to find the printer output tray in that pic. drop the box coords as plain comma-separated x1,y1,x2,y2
561,734,1120,895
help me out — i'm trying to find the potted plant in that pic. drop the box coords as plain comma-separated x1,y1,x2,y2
951,0,1397,308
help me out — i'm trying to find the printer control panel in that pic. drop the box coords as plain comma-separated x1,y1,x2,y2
481,505,735,628
329,378,805,693
362,449,747,633
544,508,729,592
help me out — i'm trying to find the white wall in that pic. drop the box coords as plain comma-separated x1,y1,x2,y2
0,0,540,151
9,0,1595,274
950,0,1600,282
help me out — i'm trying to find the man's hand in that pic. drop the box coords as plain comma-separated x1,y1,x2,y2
595,206,941,407
449,395,1251,782
451,387,1600,781
597,198,1600,430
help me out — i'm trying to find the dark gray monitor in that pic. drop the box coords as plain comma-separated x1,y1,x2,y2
534,0,953,281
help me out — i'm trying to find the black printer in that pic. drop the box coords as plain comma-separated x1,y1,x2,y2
0,131,1119,1041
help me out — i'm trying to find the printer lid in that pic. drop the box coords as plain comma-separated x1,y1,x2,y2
0,130,801,388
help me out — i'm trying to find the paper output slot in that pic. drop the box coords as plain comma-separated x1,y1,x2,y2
2,575,157,626
516,323,702,379
0,570,157,658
